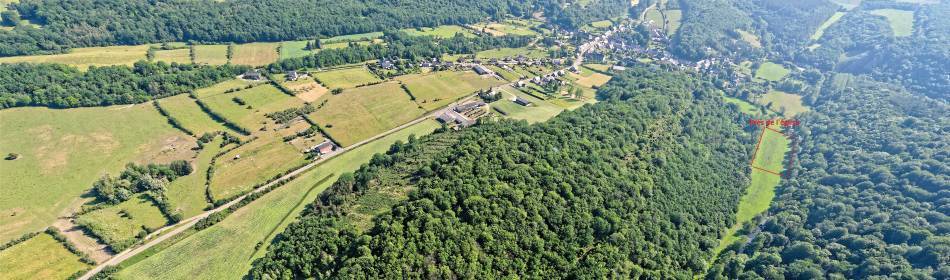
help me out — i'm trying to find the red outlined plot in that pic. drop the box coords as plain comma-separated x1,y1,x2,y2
749,126,788,178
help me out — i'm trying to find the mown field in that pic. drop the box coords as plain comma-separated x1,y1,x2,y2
401,25,475,38
754,62,789,82
192,45,229,65
312,66,381,89
758,90,808,117
397,70,505,111
156,95,230,135
76,194,170,251
477,47,548,59
114,120,441,280
493,86,564,123
274,74,328,102
209,132,308,202
166,137,226,219
196,81,304,132
569,65,612,88
0,104,190,243
153,49,191,64
870,9,915,37
308,82,426,147
0,45,149,70
723,96,760,115
0,232,91,280
230,43,279,66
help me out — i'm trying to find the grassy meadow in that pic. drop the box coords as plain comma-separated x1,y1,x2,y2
754,62,789,82
308,82,426,146
76,194,170,250
153,48,191,64
165,137,226,219
737,30,762,48
664,10,682,34
569,65,612,88
811,12,846,40
0,233,91,280
401,25,475,38
0,45,149,70
196,81,304,132
230,43,279,66
723,96,760,115
397,70,505,111
156,95,231,135
209,133,308,202
114,120,441,280
192,45,229,65
758,90,809,117
312,67,381,89
477,47,549,59
0,104,190,243
870,9,915,37
493,86,564,123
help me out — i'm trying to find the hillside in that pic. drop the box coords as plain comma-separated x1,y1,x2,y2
249,68,755,278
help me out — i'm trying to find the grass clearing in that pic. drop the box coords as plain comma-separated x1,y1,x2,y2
312,67,381,89
153,48,191,64
664,10,682,34
308,82,426,146
870,9,915,37
0,233,91,280
397,70,506,111
0,45,148,70
494,86,564,123
477,47,548,59
737,30,762,48
278,41,317,60
723,96,759,115
192,45,229,65
758,90,809,117
114,120,441,280
76,194,170,250
0,104,188,243
570,66,612,88
812,12,846,40
486,23,539,36
231,43,279,66
209,133,308,202
165,137,225,219
156,95,230,135
323,32,384,43
401,25,475,38
197,82,304,132
754,62,789,82
590,20,613,28
645,8,664,28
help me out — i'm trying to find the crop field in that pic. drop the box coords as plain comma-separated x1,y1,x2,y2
754,62,789,82
230,43,279,66
209,133,308,202
398,70,505,110
870,9,914,37
664,10,682,34
811,12,846,40
0,233,91,280
401,25,475,38
274,74,328,102
312,67,381,89
197,82,304,132
758,90,809,117
154,49,191,64
192,45,229,65
156,95,230,135
76,194,170,250
166,137,226,219
0,104,189,243
113,120,441,280
308,82,426,147
737,30,762,48
493,86,564,123
0,45,149,70
477,47,548,59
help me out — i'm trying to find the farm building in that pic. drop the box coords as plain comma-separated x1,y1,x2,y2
473,65,494,75
242,70,263,81
454,101,487,113
514,97,532,106
311,140,336,155
380,59,394,69
286,70,305,81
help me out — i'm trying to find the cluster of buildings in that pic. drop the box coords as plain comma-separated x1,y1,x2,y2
436,101,489,128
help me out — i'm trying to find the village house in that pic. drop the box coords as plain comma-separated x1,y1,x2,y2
242,70,263,81
473,64,494,76
379,59,394,70
286,70,304,81
513,96,532,106
311,140,336,155
454,101,486,113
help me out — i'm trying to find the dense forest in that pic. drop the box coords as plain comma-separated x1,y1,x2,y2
671,0,755,60
249,68,756,278
0,0,627,56
0,62,248,108
707,74,949,279
739,0,839,56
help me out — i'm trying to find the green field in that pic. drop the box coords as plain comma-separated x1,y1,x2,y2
723,96,759,115
0,104,190,243
230,43,279,66
870,9,915,37
397,70,506,110
811,12,846,40
309,82,426,146
493,86,564,123
76,194,170,251
665,10,682,34
166,137,226,219
0,233,91,280
401,25,475,38
645,8,664,28
114,120,441,280
590,20,612,28
278,41,318,60
759,90,809,117
0,45,149,70
196,81,304,132
484,22,539,36
323,32,384,43
477,47,549,59
737,30,762,48
153,48,191,64
156,95,230,135
312,66,381,89
754,62,789,82
209,133,308,202
192,45,229,65
569,65,613,88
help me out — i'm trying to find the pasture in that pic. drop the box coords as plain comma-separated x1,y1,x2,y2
76,194,170,251
312,67,381,89
401,25,475,38
664,10,682,34
754,62,789,82
0,233,91,280
209,133,308,202
758,90,809,117
0,104,189,243
155,95,230,135
477,47,549,59
230,43,279,66
569,65,612,88
153,49,191,64
165,137,226,219
0,45,149,70
397,70,506,111
192,45,229,65
114,120,441,280
723,96,759,115
196,82,304,132
737,30,762,48
494,86,564,123
278,41,318,60
645,8,664,28
811,12,846,40
870,9,915,37
308,82,426,147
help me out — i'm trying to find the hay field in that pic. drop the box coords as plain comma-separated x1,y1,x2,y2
312,67,381,89
0,233,91,280
154,49,191,64
477,47,548,59
0,104,189,243
397,70,505,111
165,137,226,219
275,74,329,102
156,95,230,135
754,62,789,82
230,43,279,66
192,45,228,65
401,25,475,38
493,86,564,123
758,90,809,117
196,82,304,132
208,133,308,202
0,45,148,70
308,82,426,147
